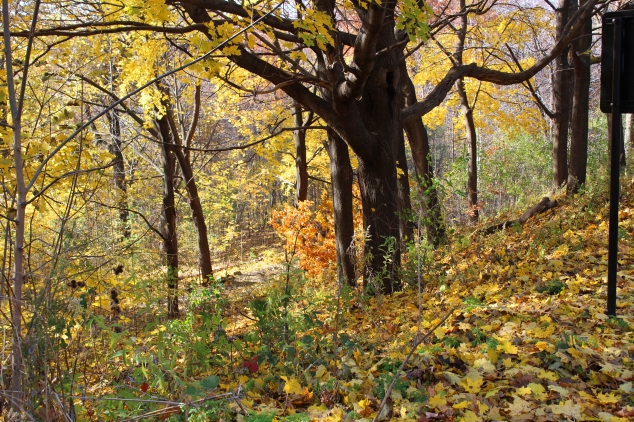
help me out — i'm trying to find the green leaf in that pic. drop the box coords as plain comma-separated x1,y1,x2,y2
201,375,219,390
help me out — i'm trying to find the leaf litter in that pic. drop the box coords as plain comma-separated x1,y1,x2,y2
85,181,634,421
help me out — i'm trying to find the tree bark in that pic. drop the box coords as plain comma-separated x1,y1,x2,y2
400,63,446,246
567,0,591,194
396,129,414,245
162,87,214,283
552,0,573,188
325,130,356,287
453,0,479,223
158,116,180,318
172,146,213,283
456,82,479,222
293,102,309,204
108,110,130,238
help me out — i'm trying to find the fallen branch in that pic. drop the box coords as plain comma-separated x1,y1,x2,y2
482,196,558,235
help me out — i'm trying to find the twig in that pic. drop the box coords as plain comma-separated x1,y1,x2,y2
233,384,249,415
372,307,458,422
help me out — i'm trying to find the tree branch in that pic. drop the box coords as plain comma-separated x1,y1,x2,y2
505,43,556,118
400,0,599,122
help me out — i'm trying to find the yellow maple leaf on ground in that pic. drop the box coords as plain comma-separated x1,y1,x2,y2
429,393,447,408
461,371,484,393
496,339,518,354
453,400,471,409
281,376,303,395
597,392,620,404
551,400,582,419
458,410,482,422
507,395,533,416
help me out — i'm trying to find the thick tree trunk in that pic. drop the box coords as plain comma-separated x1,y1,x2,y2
350,11,403,293
158,117,179,318
109,110,130,238
567,0,591,195
356,152,401,293
325,130,356,287
396,129,414,244
400,63,446,246
552,0,573,188
293,102,309,204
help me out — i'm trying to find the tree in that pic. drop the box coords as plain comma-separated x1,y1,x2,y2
325,130,356,286
401,64,446,246
567,0,592,194
552,0,575,188
453,0,480,223
293,102,311,204
174,0,596,291
11,0,598,293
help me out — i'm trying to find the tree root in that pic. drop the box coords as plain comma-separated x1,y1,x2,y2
482,196,558,235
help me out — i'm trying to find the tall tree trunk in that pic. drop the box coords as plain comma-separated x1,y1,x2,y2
454,0,479,223
325,130,356,287
163,89,213,283
400,63,446,246
108,110,130,238
293,102,309,204
567,0,591,194
172,147,213,282
396,129,414,244
158,116,180,318
456,81,479,222
552,0,573,188
3,9,26,404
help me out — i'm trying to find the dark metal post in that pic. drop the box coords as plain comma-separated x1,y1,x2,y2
607,17,622,316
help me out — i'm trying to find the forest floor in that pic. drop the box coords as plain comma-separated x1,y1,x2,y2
84,178,634,422
210,178,632,421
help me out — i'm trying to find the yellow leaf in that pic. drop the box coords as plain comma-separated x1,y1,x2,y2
548,385,570,397
434,326,446,340
453,400,471,409
532,324,555,338
473,358,495,373
315,365,328,380
516,386,531,396
597,393,620,404
535,341,552,351
597,412,628,422
429,393,447,408
460,371,484,393
551,400,582,419
324,407,344,422
282,377,303,395
538,369,558,381
507,396,533,416
620,381,633,393
496,340,518,354
458,410,481,422
527,383,547,400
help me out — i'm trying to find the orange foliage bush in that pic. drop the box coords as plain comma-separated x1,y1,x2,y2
270,192,336,276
